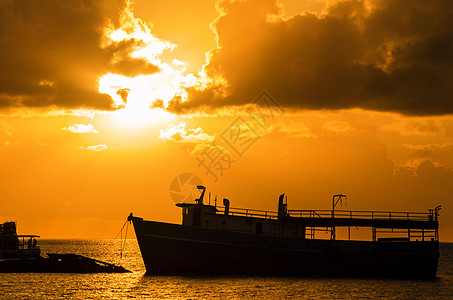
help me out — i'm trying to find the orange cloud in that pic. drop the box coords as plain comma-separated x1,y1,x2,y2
381,118,445,136
159,122,214,143
79,144,108,151
62,124,99,134
399,142,453,170
322,120,353,133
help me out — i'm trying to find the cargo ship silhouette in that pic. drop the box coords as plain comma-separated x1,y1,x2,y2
129,186,440,278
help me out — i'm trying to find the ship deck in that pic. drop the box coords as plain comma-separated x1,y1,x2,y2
216,206,439,228
208,205,440,241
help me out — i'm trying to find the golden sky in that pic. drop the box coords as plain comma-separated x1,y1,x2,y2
1,0,453,240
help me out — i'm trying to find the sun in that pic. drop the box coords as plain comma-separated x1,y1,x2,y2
107,106,175,131
98,72,181,130
96,0,199,130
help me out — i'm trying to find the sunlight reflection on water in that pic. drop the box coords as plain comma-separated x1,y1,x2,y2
0,240,453,299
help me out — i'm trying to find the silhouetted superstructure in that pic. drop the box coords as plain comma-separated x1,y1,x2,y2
0,221,40,259
129,186,440,278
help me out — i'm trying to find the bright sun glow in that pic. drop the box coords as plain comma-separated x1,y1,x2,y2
98,0,198,128
99,73,176,109
98,71,192,128
107,107,175,130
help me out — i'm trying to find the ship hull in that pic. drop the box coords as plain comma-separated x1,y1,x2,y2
132,217,439,278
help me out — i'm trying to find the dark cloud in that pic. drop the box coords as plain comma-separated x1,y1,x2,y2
0,0,158,110
106,39,160,76
169,0,453,116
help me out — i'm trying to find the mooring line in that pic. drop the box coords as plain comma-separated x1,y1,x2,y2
113,219,129,265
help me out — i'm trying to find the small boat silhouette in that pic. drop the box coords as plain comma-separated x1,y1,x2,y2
0,221,129,273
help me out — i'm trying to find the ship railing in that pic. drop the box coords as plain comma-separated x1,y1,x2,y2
215,206,278,219
287,209,432,221
374,228,437,242
1,234,40,250
214,207,433,221
16,235,40,250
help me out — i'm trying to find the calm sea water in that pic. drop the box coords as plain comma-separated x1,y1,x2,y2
0,240,452,299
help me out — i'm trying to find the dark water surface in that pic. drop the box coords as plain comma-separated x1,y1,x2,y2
0,240,452,299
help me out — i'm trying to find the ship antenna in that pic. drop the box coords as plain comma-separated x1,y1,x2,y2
195,185,206,205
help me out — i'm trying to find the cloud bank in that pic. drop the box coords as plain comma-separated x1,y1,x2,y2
0,0,161,110
170,0,453,116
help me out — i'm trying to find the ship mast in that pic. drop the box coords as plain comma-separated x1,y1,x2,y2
331,194,346,240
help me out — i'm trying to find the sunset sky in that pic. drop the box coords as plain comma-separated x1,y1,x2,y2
1,0,453,240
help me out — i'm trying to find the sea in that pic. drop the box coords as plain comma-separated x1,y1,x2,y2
0,240,452,299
